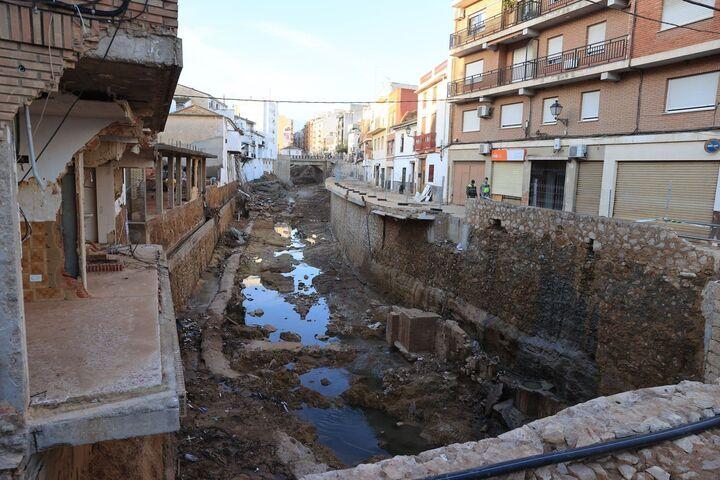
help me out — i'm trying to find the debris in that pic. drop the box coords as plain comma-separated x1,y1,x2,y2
279,331,302,343
320,378,331,386
184,453,199,463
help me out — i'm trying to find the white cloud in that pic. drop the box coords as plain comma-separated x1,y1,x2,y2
253,21,334,52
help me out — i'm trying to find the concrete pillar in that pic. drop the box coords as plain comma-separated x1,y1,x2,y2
167,155,175,209
96,164,115,243
155,152,163,215
200,158,206,194
599,156,618,217
175,156,183,205
75,153,87,290
521,159,532,206
563,159,579,213
0,121,30,421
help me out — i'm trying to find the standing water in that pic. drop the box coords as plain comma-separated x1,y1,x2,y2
240,224,431,466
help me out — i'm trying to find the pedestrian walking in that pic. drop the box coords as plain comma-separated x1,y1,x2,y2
481,178,491,198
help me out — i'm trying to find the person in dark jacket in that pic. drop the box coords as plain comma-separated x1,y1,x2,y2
466,180,478,199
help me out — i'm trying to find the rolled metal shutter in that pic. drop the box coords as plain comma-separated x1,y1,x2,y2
613,161,718,236
575,162,603,216
492,162,524,198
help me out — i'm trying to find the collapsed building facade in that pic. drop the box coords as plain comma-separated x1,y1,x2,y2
0,1,224,477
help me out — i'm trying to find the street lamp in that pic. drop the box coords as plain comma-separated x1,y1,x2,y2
550,99,569,136
405,126,415,138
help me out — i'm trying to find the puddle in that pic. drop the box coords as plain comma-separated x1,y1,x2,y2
299,367,352,398
296,406,430,466
244,223,432,465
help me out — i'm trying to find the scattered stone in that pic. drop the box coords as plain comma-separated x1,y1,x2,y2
263,324,278,334
368,322,383,330
315,334,330,341
645,466,670,480
280,331,302,343
701,459,720,470
618,464,636,480
320,378,330,386
249,309,265,317
184,453,199,463
568,463,597,480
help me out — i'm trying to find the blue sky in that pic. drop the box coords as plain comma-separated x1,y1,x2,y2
178,0,452,125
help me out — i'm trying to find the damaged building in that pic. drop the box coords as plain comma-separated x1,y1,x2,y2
0,1,232,477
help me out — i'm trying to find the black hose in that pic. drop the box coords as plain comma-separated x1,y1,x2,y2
423,414,720,480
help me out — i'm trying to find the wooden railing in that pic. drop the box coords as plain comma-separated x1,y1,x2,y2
414,133,437,153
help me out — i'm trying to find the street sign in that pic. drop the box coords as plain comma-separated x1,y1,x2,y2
491,148,526,161
706,139,720,154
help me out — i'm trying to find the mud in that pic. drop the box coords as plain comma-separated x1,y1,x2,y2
176,176,505,479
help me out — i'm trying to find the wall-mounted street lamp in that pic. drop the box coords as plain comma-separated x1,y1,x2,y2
405,126,415,138
550,99,569,136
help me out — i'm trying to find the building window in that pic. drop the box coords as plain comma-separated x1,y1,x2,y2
500,103,524,128
400,134,405,152
580,91,601,121
661,0,714,29
547,36,563,65
542,97,559,124
665,71,720,112
465,60,484,80
463,109,480,132
586,22,606,54
428,164,435,183
468,10,485,34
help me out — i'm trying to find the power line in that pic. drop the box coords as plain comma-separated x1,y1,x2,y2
177,94,433,105
582,0,720,35
680,0,720,12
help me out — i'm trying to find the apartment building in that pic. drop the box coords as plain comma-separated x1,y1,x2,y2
446,0,720,237
416,60,452,201
0,0,190,476
278,115,294,151
364,83,418,188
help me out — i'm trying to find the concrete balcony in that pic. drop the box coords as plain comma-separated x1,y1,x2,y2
449,36,629,101
449,0,614,57
24,246,184,452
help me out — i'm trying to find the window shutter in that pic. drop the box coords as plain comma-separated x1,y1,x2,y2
581,91,600,120
666,72,720,112
501,103,524,128
662,0,714,27
463,110,480,132
465,60,484,78
587,22,606,45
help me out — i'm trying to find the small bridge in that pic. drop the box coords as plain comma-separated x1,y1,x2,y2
273,154,341,185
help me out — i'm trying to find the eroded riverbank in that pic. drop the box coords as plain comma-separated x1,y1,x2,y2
176,177,501,479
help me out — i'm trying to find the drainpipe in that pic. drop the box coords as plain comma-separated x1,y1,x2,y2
24,105,45,191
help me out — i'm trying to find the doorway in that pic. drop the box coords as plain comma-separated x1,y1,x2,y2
529,161,566,211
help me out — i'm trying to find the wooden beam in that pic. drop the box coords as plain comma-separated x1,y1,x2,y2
155,152,163,215
167,155,175,209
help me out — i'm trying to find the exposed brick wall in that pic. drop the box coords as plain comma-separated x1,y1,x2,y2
330,190,716,403
206,181,239,210
0,0,178,121
452,55,719,143
20,220,86,302
633,0,720,58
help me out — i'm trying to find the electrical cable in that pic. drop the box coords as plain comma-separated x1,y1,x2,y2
680,0,720,11
14,0,131,18
18,0,150,184
19,205,32,243
423,414,720,480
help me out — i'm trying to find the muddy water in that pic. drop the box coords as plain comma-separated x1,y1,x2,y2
241,225,431,466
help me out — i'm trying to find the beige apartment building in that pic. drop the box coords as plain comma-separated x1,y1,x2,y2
447,0,720,237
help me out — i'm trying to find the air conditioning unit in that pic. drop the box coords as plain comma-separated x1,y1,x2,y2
455,8,466,20
479,143,492,155
568,144,588,159
477,105,492,118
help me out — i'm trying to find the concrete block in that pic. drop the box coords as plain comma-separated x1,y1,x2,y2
396,307,440,354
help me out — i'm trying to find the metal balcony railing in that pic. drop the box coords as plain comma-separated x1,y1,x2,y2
448,36,628,96
449,0,583,49
414,133,437,153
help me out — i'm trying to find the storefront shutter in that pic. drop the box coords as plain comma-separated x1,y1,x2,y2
492,162,524,198
575,162,603,216
613,161,719,237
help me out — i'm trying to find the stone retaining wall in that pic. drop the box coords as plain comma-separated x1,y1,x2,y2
303,381,720,480
167,197,236,307
329,191,720,403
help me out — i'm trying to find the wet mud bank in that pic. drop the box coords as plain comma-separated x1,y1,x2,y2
175,177,510,479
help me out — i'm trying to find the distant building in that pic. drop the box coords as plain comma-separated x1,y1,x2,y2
278,115,294,151
234,100,279,162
